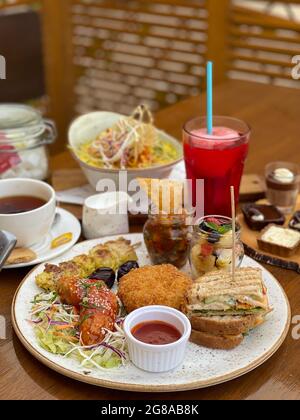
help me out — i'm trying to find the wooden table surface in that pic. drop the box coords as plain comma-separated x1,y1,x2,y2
1,80,299,400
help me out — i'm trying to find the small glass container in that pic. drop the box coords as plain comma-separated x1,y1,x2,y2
0,104,56,180
265,162,300,215
189,215,244,278
143,213,190,269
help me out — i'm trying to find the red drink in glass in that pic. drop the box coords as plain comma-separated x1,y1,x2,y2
183,117,250,217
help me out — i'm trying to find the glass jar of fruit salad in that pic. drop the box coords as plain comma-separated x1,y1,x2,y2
143,213,190,269
189,215,244,278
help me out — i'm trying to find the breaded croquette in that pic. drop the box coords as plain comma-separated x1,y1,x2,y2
118,264,192,313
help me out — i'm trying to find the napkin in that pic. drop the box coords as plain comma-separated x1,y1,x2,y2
55,162,187,206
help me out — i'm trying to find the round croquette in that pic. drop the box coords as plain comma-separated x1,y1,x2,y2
118,264,192,313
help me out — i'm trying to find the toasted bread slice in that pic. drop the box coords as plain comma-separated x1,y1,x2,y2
191,315,252,336
190,330,244,350
190,314,265,336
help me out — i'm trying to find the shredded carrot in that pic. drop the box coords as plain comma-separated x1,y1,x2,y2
49,307,57,317
54,324,75,331
53,332,78,342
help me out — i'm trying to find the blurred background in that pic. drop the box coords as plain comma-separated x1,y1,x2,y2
0,0,299,154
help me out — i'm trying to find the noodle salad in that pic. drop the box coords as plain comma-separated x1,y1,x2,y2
73,105,180,170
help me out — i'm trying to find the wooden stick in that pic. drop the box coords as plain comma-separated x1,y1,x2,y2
230,186,236,281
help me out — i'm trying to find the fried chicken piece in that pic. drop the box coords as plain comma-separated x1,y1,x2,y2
80,283,118,346
80,313,115,346
56,276,118,346
118,264,192,313
56,275,86,306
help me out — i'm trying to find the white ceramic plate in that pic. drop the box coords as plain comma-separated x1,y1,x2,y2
12,234,291,392
4,208,81,269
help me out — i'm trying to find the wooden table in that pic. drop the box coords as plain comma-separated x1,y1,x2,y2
1,80,299,400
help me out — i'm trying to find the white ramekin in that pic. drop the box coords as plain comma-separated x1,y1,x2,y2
124,305,191,373
83,191,131,239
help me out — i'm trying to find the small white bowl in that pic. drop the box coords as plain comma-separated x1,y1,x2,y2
83,191,131,239
124,306,191,373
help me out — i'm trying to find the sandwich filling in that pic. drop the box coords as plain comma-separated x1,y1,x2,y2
186,268,271,317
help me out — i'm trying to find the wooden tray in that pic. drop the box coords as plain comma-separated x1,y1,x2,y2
239,196,300,274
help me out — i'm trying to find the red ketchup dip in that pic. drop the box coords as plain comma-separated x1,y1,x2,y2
131,321,182,345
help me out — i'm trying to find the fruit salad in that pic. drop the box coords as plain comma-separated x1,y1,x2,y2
189,216,244,278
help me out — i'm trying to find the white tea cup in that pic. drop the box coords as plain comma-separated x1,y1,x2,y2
83,191,131,239
0,178,56,247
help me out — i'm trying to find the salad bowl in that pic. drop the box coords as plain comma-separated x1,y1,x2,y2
68,111,183,190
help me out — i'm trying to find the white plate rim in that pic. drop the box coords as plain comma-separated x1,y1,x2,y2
4,208,81,269
11,234,291,393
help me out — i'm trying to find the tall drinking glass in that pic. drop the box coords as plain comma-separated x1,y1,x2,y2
183,116,251,217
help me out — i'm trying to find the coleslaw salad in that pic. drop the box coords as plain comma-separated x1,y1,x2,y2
29,291,128,370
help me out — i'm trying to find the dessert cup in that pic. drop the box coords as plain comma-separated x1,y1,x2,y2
265,162,300,214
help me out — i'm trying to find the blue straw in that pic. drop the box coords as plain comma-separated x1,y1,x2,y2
206,61,213,135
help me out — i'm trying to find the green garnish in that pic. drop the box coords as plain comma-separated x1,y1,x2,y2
80,313,93,324
218,224,232,234
204,222,219,231
204,222,232,235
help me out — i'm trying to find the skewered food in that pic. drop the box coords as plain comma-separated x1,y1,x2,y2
118,264,192,313
89,238,138,269
36,237,138,291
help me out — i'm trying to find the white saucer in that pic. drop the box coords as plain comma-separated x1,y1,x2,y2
4,207,81,269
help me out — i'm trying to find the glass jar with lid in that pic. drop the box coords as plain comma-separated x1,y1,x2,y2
143,213,190,269
189,215,244,278
0,104,56,180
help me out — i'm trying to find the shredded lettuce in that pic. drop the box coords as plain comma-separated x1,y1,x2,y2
35,326,72,354
29,291,127,370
